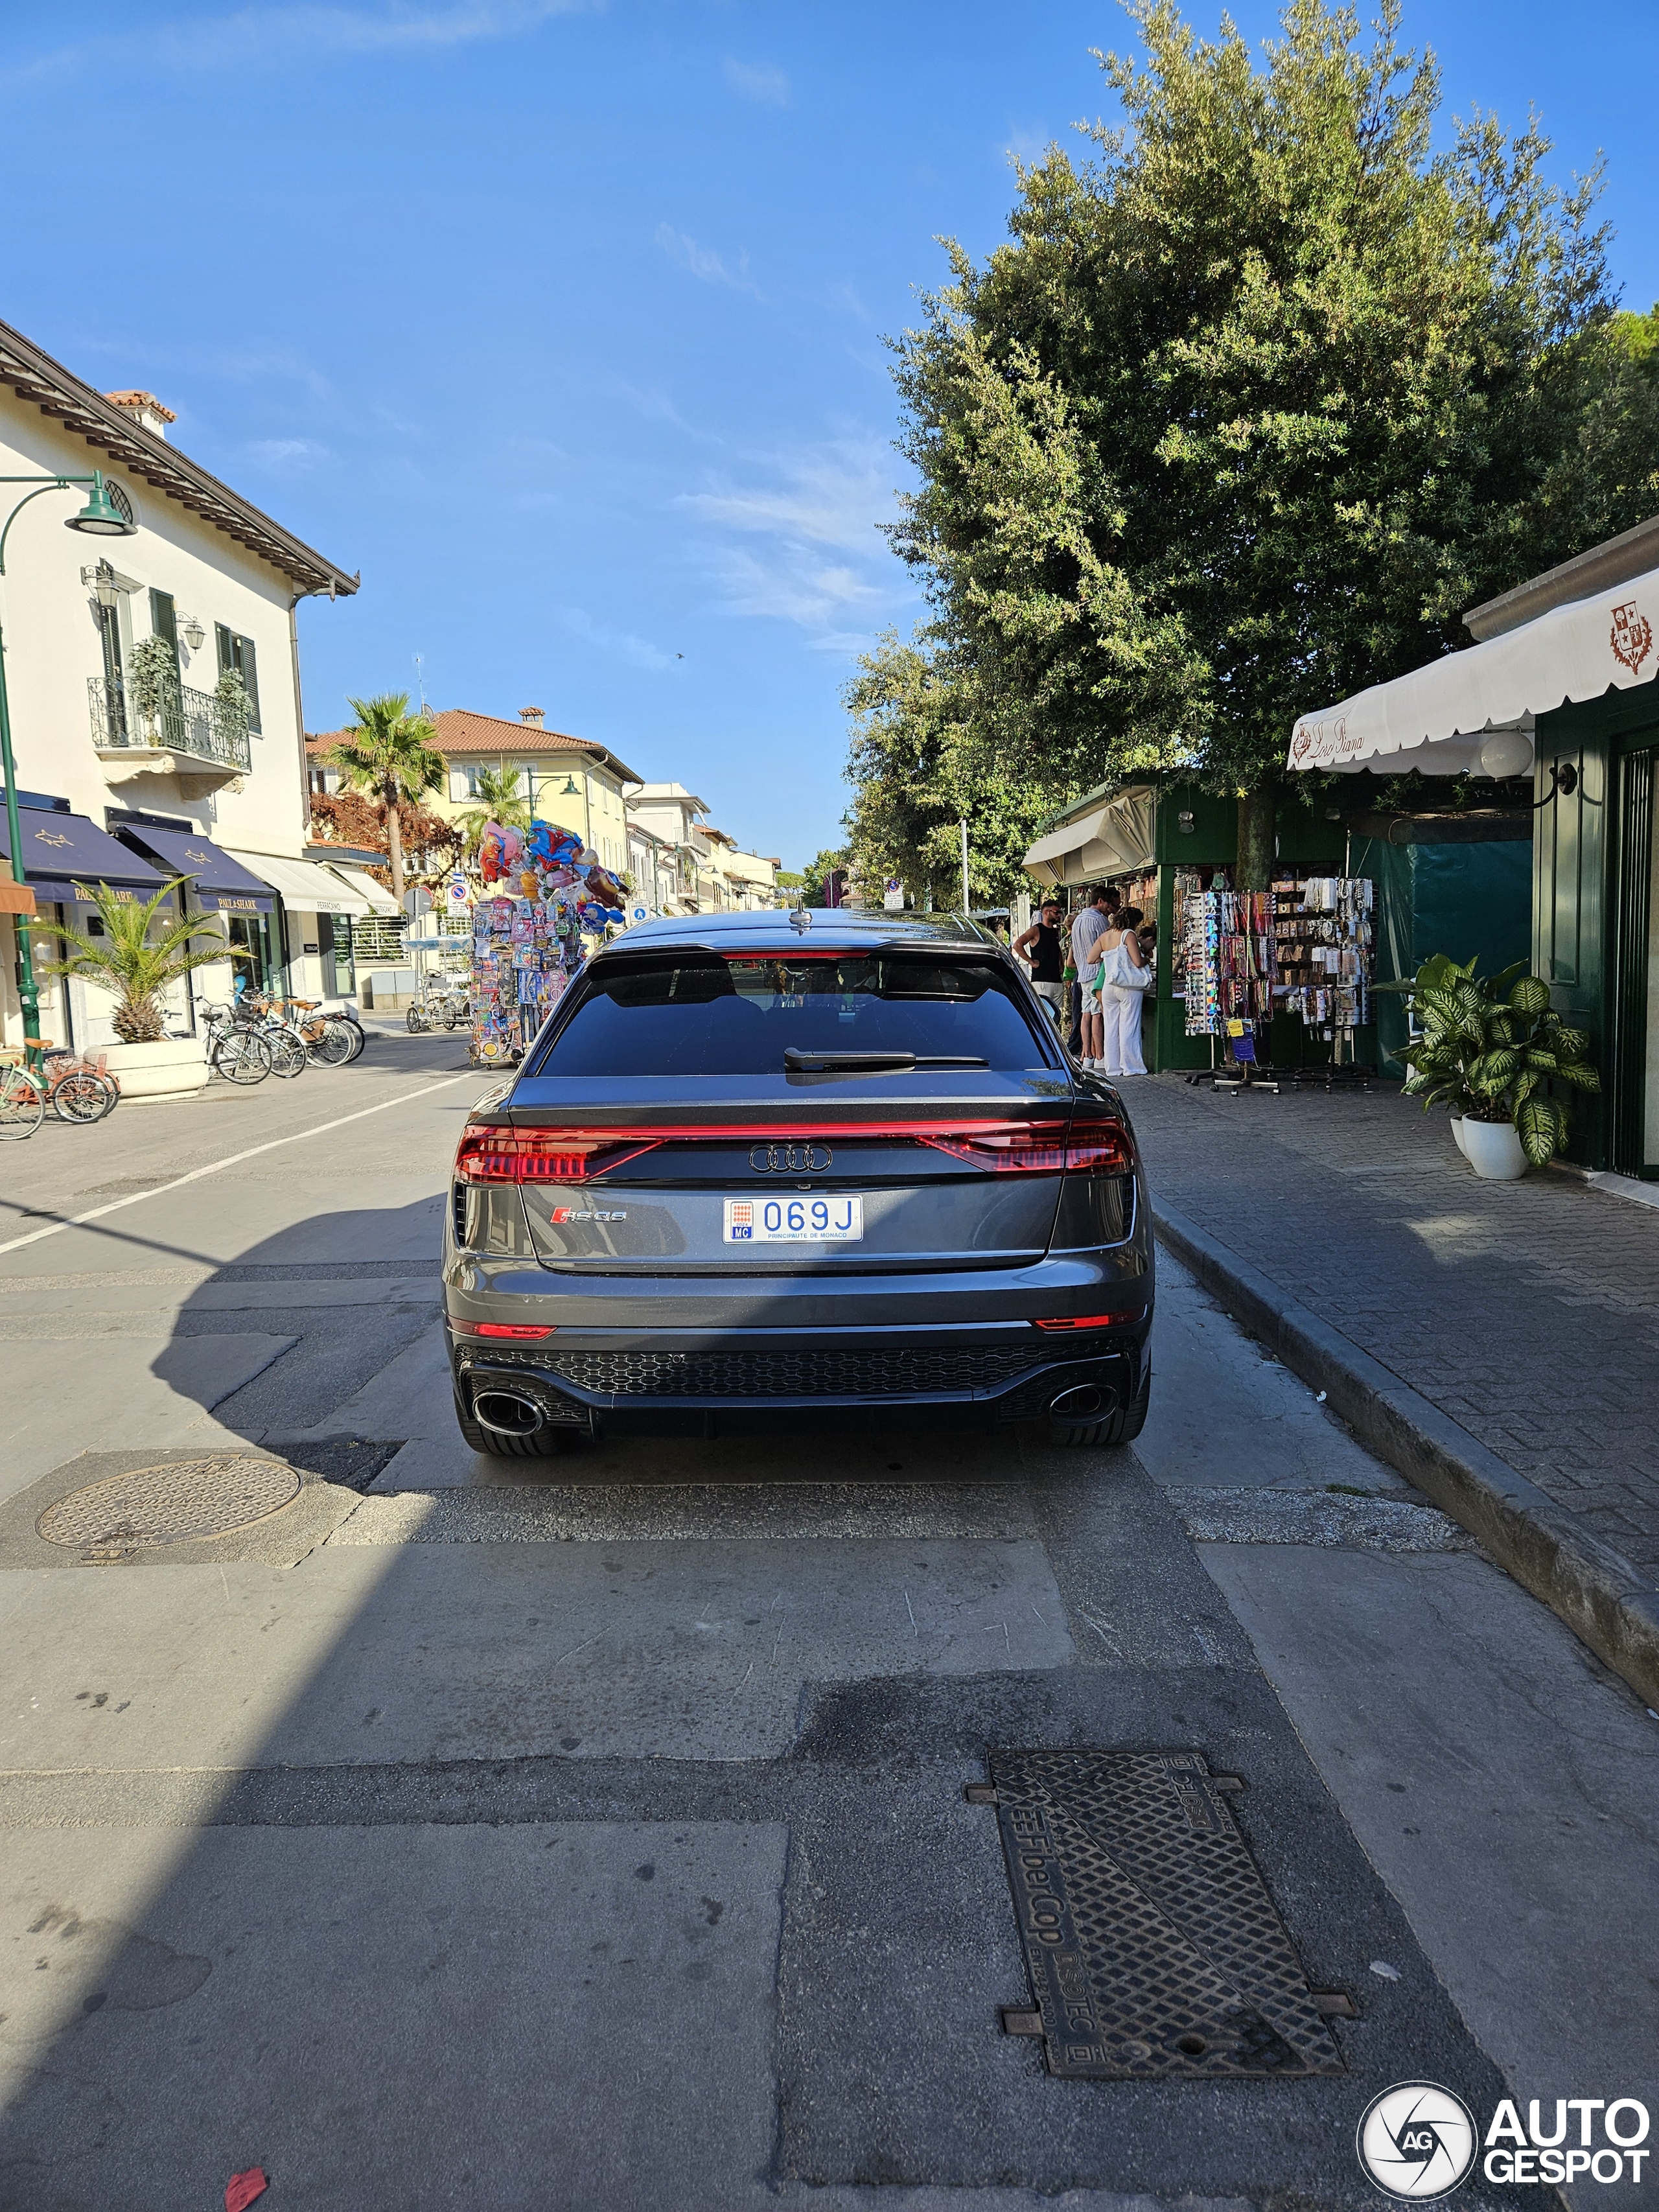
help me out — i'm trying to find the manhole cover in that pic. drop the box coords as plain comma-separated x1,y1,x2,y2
37,1457,301,1552
984,1749,1346,2079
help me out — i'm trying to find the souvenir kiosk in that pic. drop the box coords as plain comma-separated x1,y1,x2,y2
467,818,627,1066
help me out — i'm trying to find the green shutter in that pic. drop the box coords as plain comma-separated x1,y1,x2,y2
150,590,179,662
216,622,235,675
237,634,261,732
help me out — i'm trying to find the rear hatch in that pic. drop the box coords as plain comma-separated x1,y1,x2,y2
456,943,1124,1275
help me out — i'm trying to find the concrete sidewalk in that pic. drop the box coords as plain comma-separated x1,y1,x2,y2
1126,1073,1659,1698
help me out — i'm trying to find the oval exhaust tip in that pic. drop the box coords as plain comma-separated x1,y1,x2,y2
1049,1383,1109,1419
472,1389,546,1438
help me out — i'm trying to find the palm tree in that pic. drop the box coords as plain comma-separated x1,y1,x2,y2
458,763,531,859
326,692,445,903
36,879,247,1042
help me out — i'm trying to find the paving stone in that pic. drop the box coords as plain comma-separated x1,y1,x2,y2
1130,1078,1659,1568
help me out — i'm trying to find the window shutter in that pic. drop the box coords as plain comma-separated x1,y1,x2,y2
237,635,261,732
216,622,234,675
150,590,179,662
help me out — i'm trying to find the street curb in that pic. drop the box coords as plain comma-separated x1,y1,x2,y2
1150,1198,1659,1712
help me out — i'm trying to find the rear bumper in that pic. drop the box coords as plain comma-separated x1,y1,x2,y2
450,1323,1147,1423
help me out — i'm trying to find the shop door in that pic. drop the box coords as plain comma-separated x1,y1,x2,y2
318,913,354,997
226,914,275,996
1610,743,1659,1176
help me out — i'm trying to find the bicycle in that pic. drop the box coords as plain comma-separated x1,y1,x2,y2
236,997,308,1079
0,1043,119,1137
277,997,355,1066
200,1003,273,1086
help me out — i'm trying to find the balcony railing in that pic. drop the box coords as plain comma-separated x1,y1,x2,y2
89,674,252,774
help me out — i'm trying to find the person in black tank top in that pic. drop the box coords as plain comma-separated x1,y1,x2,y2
1014,898,1067,1025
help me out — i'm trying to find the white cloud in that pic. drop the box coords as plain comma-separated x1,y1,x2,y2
723,57,789,106
244,436,332,472
555,606,675,672
8,1,588,82
654,225,760,297
676,434,912,640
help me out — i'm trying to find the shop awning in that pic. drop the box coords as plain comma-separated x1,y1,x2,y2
326,865,401,918
1285,560,1659,776
0,805,168,907
1023,787,1157,887
227,851,375,916
112,826,275,914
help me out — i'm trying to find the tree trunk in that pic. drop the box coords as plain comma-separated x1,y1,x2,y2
384,782,406,905
1235,782,1276,892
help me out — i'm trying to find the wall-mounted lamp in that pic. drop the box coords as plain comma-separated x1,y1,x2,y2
1534,760,1578,809
180,615,206,652
1177,809,1195,833
1478,727,1535,780
82,559,121,612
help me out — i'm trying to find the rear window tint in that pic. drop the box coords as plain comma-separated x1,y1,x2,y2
528,953,1054,1077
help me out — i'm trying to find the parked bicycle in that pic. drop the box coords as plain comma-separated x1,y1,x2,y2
406,979,470,1033
200,1002,273,1086
0,1043,120,1139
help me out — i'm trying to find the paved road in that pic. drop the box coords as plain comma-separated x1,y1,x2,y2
0,1039,1653,2211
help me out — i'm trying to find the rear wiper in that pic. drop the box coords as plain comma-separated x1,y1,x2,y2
783,1049,989,1072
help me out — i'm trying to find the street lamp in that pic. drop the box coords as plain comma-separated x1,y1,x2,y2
0,469,138,1047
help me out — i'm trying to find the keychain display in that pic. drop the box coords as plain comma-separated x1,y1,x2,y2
468,817,627,1065
1271,874,1374,1039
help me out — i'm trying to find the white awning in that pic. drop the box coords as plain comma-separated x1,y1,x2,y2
1286,561,1659,776
227,852,374,917
1023,787,1157,887
327,865,401,918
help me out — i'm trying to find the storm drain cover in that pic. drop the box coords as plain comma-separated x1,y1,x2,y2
986,1748,1346,2079
37,1457,301,1552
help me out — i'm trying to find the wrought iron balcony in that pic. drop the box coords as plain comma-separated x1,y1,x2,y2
89,674,252,776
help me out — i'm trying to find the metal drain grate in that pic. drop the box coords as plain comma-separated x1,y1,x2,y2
37,1457,301,1553
984,1749,1346,2079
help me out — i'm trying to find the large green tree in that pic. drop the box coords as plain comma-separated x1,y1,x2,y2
877,0,1659,884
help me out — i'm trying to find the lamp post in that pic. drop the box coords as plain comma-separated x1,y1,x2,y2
0,471,137,1046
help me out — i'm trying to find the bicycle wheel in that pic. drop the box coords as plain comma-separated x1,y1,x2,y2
406,1005,427,1034
0,1066,44,1139
309,1019,354,1066
342,1019,367,1062
214,1031,272,1086
265,1027,308,1078
51,1071,109,1123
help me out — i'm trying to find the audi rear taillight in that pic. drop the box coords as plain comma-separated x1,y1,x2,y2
918,1115,1133,1176
1033,1307,1147,1332
454,1128,663,1183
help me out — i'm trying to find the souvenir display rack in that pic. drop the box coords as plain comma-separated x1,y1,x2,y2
1271,874,1375,1053
1182,888,1277,1036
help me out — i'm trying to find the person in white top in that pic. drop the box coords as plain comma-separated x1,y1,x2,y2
1097,905,1149,1077
1069,885,1117,1067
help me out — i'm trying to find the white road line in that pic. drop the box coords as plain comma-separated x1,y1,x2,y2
0,1073,476,1259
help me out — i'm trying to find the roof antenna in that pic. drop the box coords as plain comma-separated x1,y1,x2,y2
413,651,430,719
789,895,812,935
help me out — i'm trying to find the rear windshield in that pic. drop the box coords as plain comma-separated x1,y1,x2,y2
528,953,1054,1077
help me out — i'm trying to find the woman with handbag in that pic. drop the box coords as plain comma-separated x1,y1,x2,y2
1098,904,1152,1077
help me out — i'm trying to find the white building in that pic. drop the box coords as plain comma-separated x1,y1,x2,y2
0,319,367,1049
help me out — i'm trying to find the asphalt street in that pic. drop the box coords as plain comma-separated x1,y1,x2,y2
0,1030,1653,2211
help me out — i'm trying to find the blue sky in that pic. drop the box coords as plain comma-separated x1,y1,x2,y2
5,1,1657,869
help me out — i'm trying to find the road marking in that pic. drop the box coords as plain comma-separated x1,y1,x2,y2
0,1074,476,1258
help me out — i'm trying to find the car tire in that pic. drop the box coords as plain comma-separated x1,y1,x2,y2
452,1390,581,1458
1049,1365,1150,1449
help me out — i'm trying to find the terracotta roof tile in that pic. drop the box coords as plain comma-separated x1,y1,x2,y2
308,708,640,784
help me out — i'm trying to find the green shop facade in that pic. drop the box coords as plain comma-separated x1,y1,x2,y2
1022,773,1529,1077
1290,513,1659,1174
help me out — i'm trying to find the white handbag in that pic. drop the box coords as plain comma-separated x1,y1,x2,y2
1102,935,1153,992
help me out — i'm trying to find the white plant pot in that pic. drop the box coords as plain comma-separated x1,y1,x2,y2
1462,1116,1528,1180
102,1036,209,1103
1450,1114,1467,1157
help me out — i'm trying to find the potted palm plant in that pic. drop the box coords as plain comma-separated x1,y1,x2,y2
37,878,244,1100
1402,962,1599,1178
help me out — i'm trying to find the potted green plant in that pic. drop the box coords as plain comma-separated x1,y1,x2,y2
36,878,244,1100
1401,964,1599,1178
1383,954,1513,1152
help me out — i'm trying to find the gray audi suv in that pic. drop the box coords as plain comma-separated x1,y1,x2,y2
444,909,1153,1456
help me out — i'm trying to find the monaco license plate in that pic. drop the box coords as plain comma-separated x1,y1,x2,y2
724,1194,864,1243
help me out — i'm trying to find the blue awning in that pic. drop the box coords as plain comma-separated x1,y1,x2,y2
0,806,169,908
112,825,275,914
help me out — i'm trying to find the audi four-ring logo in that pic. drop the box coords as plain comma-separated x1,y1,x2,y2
749,1143,833,1172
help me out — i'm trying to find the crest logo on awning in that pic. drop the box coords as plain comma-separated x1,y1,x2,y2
1610,600,1653,675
